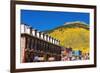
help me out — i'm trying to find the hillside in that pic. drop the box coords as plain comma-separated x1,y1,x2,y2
45,21,90,53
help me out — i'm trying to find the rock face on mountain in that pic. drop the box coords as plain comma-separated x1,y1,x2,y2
45,21,90,53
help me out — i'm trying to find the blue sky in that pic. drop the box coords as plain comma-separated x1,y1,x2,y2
21,10,90,31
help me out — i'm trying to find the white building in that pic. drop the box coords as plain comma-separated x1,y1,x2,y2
21,24,60,45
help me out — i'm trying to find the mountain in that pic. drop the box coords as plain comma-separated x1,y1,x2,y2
45,21,90,53
44,21,89,33
63,21,89,29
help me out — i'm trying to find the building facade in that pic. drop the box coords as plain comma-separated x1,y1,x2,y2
21,24,61,62
21,24,89,63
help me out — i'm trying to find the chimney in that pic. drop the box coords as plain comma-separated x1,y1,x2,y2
58,40,60,45
44,34,47,41
53,39,55,44
41,32,44,39
21,24,25,33
32,29,35,36
25,25,31,34
50,37,52,43
48,36,50,42
37,31,40,38
54,39,57,44
56,40,59,45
